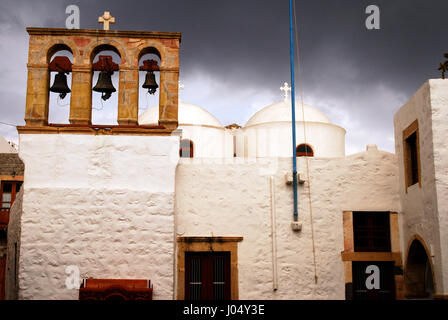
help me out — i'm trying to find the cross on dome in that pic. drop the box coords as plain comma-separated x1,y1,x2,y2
280,82,291,101
98,11,115,30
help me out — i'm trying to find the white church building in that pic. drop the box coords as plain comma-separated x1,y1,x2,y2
1,25,448,301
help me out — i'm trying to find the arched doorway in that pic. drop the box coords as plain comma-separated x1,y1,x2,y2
405,238,435,299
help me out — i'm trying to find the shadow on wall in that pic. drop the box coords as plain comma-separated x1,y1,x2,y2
405,239,435,299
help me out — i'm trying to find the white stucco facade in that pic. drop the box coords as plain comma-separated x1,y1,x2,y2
238,101,346,158
394,79,448,294
175,149,399,299
139,100,345,159
139,102,234,158
13,134,179,299
6,79,448,300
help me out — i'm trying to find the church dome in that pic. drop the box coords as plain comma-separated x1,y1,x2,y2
139,101,223,128
245,100,331,127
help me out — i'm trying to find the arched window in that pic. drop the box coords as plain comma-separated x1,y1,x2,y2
180,139,194,158
296,144,314,157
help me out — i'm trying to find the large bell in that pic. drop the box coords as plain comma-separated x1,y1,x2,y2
93,71,116,101
50,72,71,99
142,71,158,94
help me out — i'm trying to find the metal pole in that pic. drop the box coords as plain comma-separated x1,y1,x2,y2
289,0,298,221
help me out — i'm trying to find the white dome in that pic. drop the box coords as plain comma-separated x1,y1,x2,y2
139,101,223,128
245,101,331,127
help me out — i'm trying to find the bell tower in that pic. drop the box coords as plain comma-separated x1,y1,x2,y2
20,20,181,132
10,16,183,300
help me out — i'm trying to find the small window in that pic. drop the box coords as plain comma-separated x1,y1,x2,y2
403,120,420,190
407,132,419,185
180,139,194,158
1,181,22,210
296,144,314,157
353,211,391,252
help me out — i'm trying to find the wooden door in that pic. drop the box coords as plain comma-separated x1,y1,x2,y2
185,252,230,300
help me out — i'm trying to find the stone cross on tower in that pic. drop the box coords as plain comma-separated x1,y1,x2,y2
98,11,115,30
280,82,291,102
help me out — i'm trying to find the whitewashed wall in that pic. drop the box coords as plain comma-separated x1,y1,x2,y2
430,80,448,294
394,79,448,294
237,122,346,158
16,134,179,300
175,149,399,299
180,125,234,158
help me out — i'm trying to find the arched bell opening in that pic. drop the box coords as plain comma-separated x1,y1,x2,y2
138,50,161,118
90,45,122,125
46,43,74,64
405,238,435,299
48,48,73,124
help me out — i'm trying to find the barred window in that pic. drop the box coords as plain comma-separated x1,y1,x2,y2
353,211,391,252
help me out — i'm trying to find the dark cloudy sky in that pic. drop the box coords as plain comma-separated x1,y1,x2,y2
0,0,447,154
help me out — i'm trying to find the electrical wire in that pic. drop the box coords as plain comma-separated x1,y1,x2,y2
0,121,18,127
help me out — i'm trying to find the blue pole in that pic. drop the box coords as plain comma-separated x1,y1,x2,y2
289,0,298,221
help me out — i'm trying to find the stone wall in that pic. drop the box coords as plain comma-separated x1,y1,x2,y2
430,80,448,294
5,188,23,300
394,79,448,295
16,133,179,299
175,149,400,299
0,154,24,176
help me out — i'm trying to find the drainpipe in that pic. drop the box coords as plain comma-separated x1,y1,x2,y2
270,176,278,291
289,0,298,222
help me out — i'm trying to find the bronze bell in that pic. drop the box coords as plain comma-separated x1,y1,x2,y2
93,71,116,101
142,71,158,94
50,72,71,99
